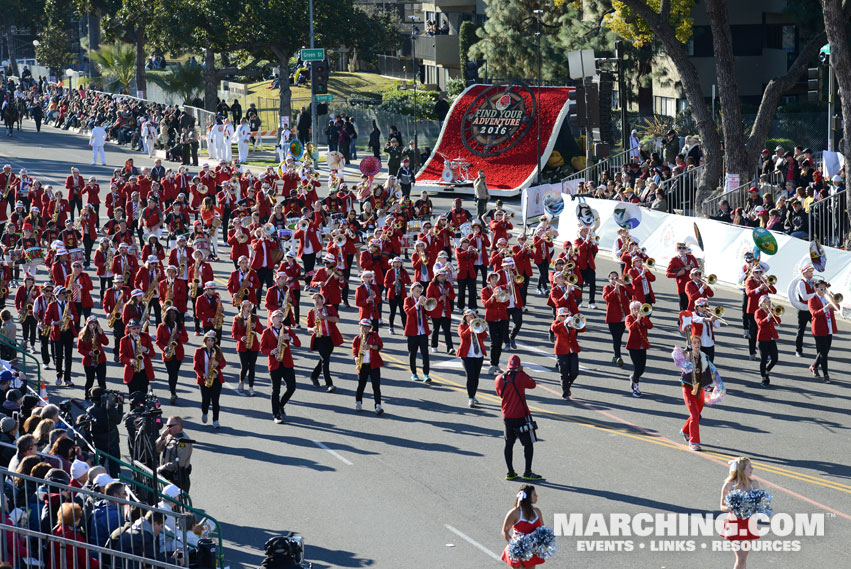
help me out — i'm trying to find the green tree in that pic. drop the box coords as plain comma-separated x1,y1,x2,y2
344,6,400,70
147,61,204,104
7,0,47,76
89,42,136,93
459,21,479,71
35,0,76,76
101,0,155,97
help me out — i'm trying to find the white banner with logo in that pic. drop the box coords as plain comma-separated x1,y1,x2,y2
555,196,851,315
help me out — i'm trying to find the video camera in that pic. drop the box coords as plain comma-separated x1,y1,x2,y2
263,533,309,568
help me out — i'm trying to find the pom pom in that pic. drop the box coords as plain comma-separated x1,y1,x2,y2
746,489,773,517
724,488,751,519
704,361,726,406
529,526,557,559
506,533,534,562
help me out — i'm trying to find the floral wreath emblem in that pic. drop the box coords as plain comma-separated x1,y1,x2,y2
460,82,537,158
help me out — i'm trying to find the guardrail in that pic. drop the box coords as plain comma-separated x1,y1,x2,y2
0,334,40,389
561,147,633,186
701,179,754,216
659,165,704,216
809,192,848,248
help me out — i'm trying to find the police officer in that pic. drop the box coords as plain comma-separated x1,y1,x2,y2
156,416,193,492
88,387,124,477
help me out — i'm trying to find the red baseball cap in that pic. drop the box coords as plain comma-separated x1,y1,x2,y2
508,355,521,370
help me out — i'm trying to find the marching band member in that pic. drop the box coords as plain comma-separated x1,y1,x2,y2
188,250,214,334
355,270,382,331
232,300,264,395
482,272,510,375
690,299,721,363
552,307,584,400
45,286,78,386
736,252,758,337
754,296,780,386
34,282,55,369
511,234,534,308
351,318,385,415
532,221,554,294
665,242,699,311
489,210,513,251
14,275,39,353
79,204,98,267
193,331,226,428
445,197,473,230
260,309,301,423
111,243,139,285
625,300,652,397
613,227,633,274
411,240,433,288
627,257,655,304
66,261,94,328
279,251,303,324
249,227,279,302
403,283,431,382
497,258,524,350
457,309,488,407
265,271,295,327
466,220,490,288
573,226,599,309
120,318,155,394
310,254,345,311
158,265,188,318
794,265,817,357
488,238,510,273
77,316,109,397
685,268,714,311
102,275,129,362
227,255,261,309
227,217,251,269
809,280,839,384
744,266,776,360
681,335,710,451
426,268,456,354
455,237,477,311
168,235,194,281
50,247,72,287
156,306,189,404
383,257,411,335
141,235,167,264
196,281,224,345
292,207,323,283
133,256,163,326
306,293,342,392
602,271,632,367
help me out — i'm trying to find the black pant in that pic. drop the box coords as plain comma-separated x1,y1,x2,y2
311,336,334,386
488,320,509,367
741,291,749,331
503,417,534,474
507,307,523,342
795,309,812,353
678,291,689,311
813,335,832,377
52,330,75,383
146,297,162,326
112,322,125,361
519,277,529,307
165,359,181,394
290,290,301,324
200,380,222,420
271,366,296,416
745,313,757,355
302,253,317,283
703,345,715,363
127,371,149,394
239,350,259,387
83,236,95,266
388,296,406,328
457,277,477,311
580,267,596,304
557,353,579,396
21,315,37,349
628,348,647,383
758,340,778,377
462,357,483,398
476,198,488,222
70,197,83,221
406,334,429,375
536,262,550,290
39,329,51,365
356,367,382,404
99,277,113,303
473,264,487,290
256,267,273,303
84,363,107,395
430,316,453,350
401,184,411,199
608,322,625,359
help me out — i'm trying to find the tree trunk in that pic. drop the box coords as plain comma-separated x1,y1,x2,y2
272,50,292,138
88,15,101,78
821,0,851,248
134,27,146,98
203,49,218,112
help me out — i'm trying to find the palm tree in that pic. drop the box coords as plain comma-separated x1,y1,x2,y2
89,43,136,94
147,62,204,105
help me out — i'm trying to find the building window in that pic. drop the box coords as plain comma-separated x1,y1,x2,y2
654,96,677,117
731,24,763,57
689,26,713,57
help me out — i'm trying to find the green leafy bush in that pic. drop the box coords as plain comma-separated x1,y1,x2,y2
379,88,439,119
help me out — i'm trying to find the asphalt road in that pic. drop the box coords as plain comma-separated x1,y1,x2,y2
1,120,850,569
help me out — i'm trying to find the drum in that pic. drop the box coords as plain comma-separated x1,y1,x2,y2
458,221,473,237
68,248,85,264
407,220,423,235
24,247,47,265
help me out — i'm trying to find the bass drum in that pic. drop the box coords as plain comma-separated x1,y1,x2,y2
787,277,808,311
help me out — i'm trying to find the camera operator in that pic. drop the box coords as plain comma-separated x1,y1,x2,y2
123,391,148,449
156,416,193,492
88,387,124,477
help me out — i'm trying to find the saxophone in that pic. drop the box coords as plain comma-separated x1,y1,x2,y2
245,314,255,350
52,202,60,225
18,287,34,321
143,270,158,304
232,273,250,307
134,335,144,373
356,331,367,371
314,307,324,338
121,256,132,285
276,326,289,362
204,350,219,387
164,324,179,359
191,259,201,298
163,279,175,309
213,295,224,330
91,334,100,361
107,293,125,328
59,300,73,332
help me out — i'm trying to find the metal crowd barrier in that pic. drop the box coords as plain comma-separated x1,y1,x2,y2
808,192,848,248
659,165,704,216
561,147,633,185
701,179,754,216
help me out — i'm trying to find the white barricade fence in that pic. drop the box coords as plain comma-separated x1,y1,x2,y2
556,196,851,318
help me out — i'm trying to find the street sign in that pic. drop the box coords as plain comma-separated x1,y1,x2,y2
301,48,325,62
315,94,334,103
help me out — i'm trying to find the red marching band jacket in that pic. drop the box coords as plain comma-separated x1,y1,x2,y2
260,325,302,370
351,331,384,369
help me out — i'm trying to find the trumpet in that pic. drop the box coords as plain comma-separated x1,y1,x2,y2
622,274,632,285
422,297,438,311
469,317,486,334
568,314,587,329
639,303,653,316
646,258,656,268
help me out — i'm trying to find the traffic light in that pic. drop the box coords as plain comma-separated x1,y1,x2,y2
597,72,614,144
807,67,820,102
312,61,328,94
567,85,586,130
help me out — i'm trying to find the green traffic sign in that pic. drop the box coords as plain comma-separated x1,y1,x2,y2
315,94,334,103
301,48,325,62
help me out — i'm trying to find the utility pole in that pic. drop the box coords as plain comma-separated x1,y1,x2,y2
828,62,835,152
535,9,543,187
411,16,418,160
309,0,317,150
615,40,628,151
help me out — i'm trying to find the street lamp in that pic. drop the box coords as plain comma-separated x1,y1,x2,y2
65,68,75,91
32,40,39,67
410,16,419,162
534,9,543,187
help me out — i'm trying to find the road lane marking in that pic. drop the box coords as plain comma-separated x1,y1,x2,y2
311,440,353,466
444,525,500,561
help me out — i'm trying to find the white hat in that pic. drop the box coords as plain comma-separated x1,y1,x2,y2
147,255,159,263
557,307,570,316
285,251,296,258
119,243,129,249
502,258,515,266
204,281,217,289
70,459,90,480
361,270,374,279
95,473,115,487
131,289,144,297
270,310,284,319
435,268,447,276
392,257,403,263
162,484,181,499
323,253,336,263
167,265,178,271
359,319,372,326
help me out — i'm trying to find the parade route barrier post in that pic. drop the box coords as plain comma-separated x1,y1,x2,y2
555,196,851,318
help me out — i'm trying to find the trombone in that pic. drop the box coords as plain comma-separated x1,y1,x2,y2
703,274,717,285
710,306,728,325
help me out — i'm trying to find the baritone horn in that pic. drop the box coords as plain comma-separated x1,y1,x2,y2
470,318,486,334
568,314,587,330
334,234,346,246
639,303,653,316
423,297,438,311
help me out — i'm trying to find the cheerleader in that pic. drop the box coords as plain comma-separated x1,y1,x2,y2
306,293,342,392
681,335,710,451
260,309,301,423
482,272,510,375
552,307,583,400
383,257,411,334
351,318,384,415
754,296,779,386
193,331,226,428
720,457,761,568
77,316,109,397
403,283,430,382
809,280,840,383
426,268,455,354
625,300,652,397
155,306,189,404
500,486,545,568
602,271,631,366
